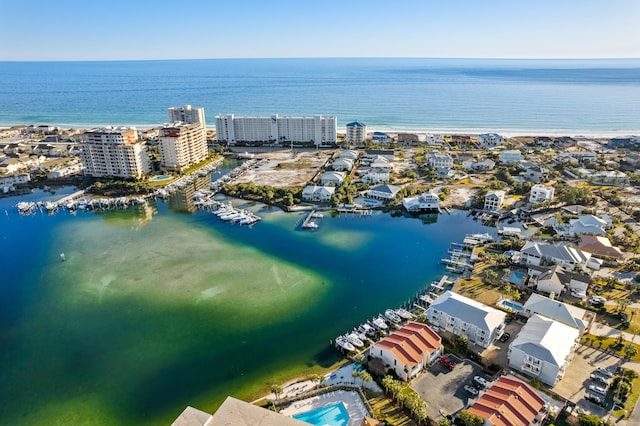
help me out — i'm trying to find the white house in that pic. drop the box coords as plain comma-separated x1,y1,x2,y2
462,158,495,172
301,185,335,203
427,291,506,348
339,150,359,160
499,150,524,164
372,131,392,144
425,134,445,145
532,265,591,298
484,190,505,211
47,162,85,178
369,158,393,170
427,151,453,169
367,184,400,201
529,184,555,204
371,322,443,381
402,191,439,212
592,170,629,185
363,167,390,183
554,214,612,237
332,157,354,171
523,293,589,331
477,133,504,148
319,171,346,186
520,241,591,271
508,314,580,386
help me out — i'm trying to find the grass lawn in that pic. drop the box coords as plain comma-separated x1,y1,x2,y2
454,261,504,306
368,395,415,426
580,334,640,362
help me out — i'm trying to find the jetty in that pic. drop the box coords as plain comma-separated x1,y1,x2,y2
301,209,320,229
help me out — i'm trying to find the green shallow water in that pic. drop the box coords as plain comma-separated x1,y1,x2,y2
0,191,491,425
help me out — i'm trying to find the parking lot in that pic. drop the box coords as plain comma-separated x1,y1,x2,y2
411,355,486,421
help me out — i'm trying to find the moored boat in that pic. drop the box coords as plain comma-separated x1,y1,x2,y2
384,309,402,324
335,336,356,352
396,308,414,319
371,316,388,330
345,333,364,348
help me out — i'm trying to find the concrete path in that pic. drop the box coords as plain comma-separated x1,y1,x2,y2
590,322,639,343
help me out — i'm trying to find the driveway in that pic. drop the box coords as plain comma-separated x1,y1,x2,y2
411,355,485,420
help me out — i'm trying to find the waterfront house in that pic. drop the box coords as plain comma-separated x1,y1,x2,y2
397,133,420,145
332,157,354,172
402,190,439,212
301,185,335,203
372,131,392,144
529,184,554,204
476,133,504,148
367,183,400,201
508,314,580,386
346,121,367,145
425,134,445,145
319,171,346,186
499,150,524,164
484,190,506,211
520,241,591,271
467,376,547,426
578,235,624,260
523,293,589,331
371,321,443,381
427,291,506,349
363,168,390,184
531,265,590,297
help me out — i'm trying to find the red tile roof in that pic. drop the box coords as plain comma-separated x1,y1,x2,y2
467,376,545,426
374,321,441,367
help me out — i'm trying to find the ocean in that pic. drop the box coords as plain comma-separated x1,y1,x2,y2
1,58,639,134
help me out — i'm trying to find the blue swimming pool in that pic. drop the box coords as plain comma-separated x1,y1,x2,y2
149,175,172,182
500,299,524,313
508,271,526,285
293,402,350,426
362,199,380,205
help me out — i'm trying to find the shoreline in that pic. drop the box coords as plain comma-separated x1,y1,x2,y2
1,123,638,139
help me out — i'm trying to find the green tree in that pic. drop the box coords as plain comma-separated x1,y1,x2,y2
455,409,484,426
623,343,638,360
271,384,283,401
577,413,603,426
439,417,452,426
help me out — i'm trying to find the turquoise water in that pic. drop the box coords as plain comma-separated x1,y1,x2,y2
149,175,172,181
0,58,639,133
293,402,349,426
501,300,525,313
0,184,492,424
508,271,526,285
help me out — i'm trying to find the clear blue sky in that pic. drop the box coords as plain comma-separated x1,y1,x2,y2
1,0,638,61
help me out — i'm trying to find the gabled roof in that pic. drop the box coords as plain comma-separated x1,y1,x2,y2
369,184,400,195
374,321,441,367
521,241,590,265
428,291,506,332
538,265,590,287
206,396,306,425
510,314,579,367
523,293,587,329
468,376,545,426
578,235,624,259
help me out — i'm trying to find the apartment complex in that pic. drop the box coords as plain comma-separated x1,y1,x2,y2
345,121,367,145
168,105,206,129
158,123,208,172
80,128,150,179
215,114,337,146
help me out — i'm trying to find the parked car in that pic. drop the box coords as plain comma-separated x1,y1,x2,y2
588,384,608,396
585,393,605,407
590,374,611,386
499,332,511,343
473,376,488,388
595,367,614,378
440,356,456,370
589,296,607,305
464,385,479,396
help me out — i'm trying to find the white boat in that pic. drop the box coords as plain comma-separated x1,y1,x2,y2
419,295,433,305
44,201,58,212
353,329,368,342
358,323,376,337
345,333,364,348
303,221,318,229
372,316,388,330
466,232,494,242
385,309,402,324
396,308,414,319
311,212,324,219
335,336,355,352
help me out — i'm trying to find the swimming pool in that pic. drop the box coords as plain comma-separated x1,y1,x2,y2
293,402,350,426
361,199,380,206
149,175,172,182
508,271,526,285
500,299,524,313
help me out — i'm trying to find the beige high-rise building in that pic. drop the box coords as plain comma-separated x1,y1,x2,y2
158,122,208,171
80,127,150,179
168,105,206,129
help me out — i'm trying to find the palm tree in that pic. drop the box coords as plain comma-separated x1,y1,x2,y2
359,371,373,390
318,375,327,388
310,374,321,389
271,384,283,402
352,370,360,384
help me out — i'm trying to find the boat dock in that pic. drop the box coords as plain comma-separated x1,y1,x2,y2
301,209,322,229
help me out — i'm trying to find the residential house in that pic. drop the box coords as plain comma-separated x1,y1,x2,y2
508,314,580,385
371,322,443,381
520,163,546,183
427,291,506,348
402,190,439,212
520,241,591,271
397,133,420,145
339,149,359,161
532,136,555,147
529,184,554,204
523,293,589,331
47,162,85,179
367,184,400,201
532,265,590,297
592,170,629,185
372,131,392,144
363,168,390,183
301,185,335,203
477,133,504,148
425,134,444,145
484,190,506,211
462,158,496,172
369,157,393,170
363,149,394,162
319,171,346,186
623,154,640,168
499,150,524,164
607,137,639,150
557,151,597,163
578,235,624,260
427,151,453,169
332,157,354,172
467,376,547,426
554,214,612,237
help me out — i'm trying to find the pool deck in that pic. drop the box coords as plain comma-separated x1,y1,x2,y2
280,390,369,426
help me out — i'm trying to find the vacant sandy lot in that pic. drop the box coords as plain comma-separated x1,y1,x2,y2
233,149,332,187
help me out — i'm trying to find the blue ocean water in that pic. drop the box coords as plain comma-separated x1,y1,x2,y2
0,58,639,133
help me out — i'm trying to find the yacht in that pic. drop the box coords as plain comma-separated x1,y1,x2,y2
384,309,402,324
335,336,355,352
353,329,368,342
396,308,414,319
358,323,377,338
371,316,388,330
345,333,364,348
